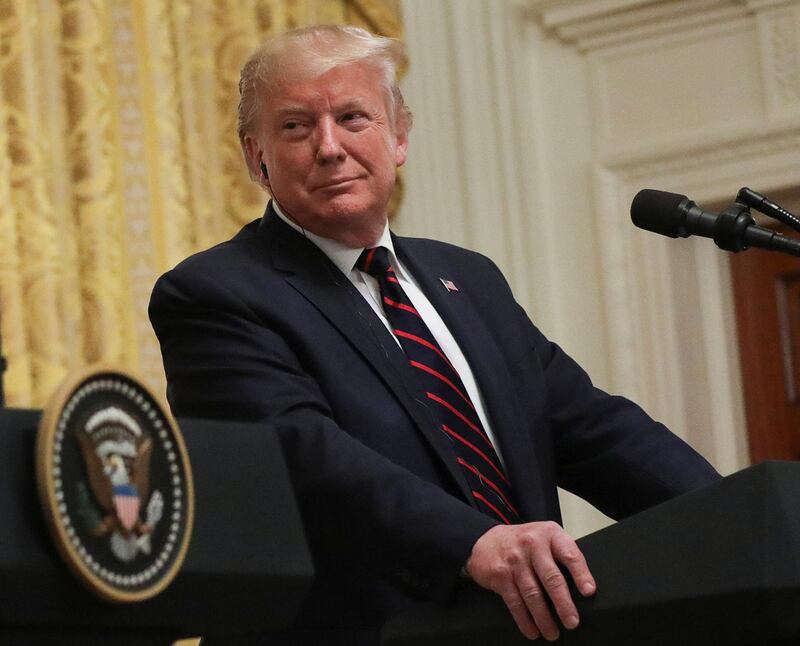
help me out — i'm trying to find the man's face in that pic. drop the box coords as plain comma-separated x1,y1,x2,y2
246,61,408,248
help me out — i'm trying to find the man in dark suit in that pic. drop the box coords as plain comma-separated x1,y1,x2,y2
149,25,720,643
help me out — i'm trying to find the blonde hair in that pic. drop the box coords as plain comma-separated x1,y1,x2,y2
238,25,412,176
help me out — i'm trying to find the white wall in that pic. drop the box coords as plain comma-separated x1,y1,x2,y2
399,0,800,538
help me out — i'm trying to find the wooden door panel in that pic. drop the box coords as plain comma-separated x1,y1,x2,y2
730,215,800,462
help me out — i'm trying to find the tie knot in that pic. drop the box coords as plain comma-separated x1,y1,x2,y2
356,246,392,278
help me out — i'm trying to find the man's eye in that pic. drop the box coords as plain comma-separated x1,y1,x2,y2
341,113,363,122
284,122,299,130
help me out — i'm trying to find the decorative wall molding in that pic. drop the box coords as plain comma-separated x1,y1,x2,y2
529,0,750,51
587,18,764,157
756,2,800,117
527,0,800,471
604,123,800,187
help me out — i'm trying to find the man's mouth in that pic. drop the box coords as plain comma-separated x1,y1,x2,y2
315,177,360,190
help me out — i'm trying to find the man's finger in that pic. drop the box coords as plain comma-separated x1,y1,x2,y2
529,549,579,633
501,583,541,641
514,566,560,641
552,532,596,597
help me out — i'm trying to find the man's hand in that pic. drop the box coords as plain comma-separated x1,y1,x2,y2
464,522,596,641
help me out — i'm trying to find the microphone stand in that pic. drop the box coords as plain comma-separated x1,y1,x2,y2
714,189,800,256
737,187,800,234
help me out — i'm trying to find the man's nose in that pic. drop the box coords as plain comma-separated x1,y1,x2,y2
315,118,347,164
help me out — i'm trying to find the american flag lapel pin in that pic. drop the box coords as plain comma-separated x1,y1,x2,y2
439,277,459,292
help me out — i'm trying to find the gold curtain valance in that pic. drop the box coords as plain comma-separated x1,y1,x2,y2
0,0,403,407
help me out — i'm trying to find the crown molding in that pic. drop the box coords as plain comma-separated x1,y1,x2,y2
528,0,759,49
746,0,797,9
600,117,800,179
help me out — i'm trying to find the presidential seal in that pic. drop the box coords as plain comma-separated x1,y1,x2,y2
36,366,194,602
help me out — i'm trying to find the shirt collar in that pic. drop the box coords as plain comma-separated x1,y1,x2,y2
271,200,398,276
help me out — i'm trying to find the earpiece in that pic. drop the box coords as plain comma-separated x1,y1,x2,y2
260,162,268,178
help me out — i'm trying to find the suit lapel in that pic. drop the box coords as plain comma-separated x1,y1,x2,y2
258,210,474,499
396,237,550,520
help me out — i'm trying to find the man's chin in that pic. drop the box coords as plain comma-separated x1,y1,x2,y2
308,205,387,246
313,197,383,222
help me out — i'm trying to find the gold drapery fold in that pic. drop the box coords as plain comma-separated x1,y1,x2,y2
0,0,403,406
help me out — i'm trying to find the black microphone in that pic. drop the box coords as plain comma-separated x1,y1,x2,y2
631,189,800,257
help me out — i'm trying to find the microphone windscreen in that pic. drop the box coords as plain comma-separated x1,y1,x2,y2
631,189,688,238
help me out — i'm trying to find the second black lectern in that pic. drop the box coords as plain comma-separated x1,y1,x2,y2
381,461,800,646
0,411,314,645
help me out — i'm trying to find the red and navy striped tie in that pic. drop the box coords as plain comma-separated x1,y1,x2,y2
357,246,519,524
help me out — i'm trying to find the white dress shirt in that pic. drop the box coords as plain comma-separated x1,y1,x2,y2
272,202,506,465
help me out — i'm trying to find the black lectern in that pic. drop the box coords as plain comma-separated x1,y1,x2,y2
381,462,800,646
0,410,314,645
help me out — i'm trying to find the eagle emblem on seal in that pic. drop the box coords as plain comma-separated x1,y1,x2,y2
75,406,164,562
37,367,193,602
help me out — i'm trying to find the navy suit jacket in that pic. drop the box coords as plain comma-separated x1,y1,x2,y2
149,205,719,635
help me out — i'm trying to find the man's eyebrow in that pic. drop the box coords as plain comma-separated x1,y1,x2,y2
271,98,371,120
336,99,370,112
273,105,311,117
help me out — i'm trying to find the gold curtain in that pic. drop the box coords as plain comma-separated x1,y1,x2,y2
0,0,403,407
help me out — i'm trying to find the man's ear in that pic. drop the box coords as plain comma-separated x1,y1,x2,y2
394,126,409,168
243,135,270,188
